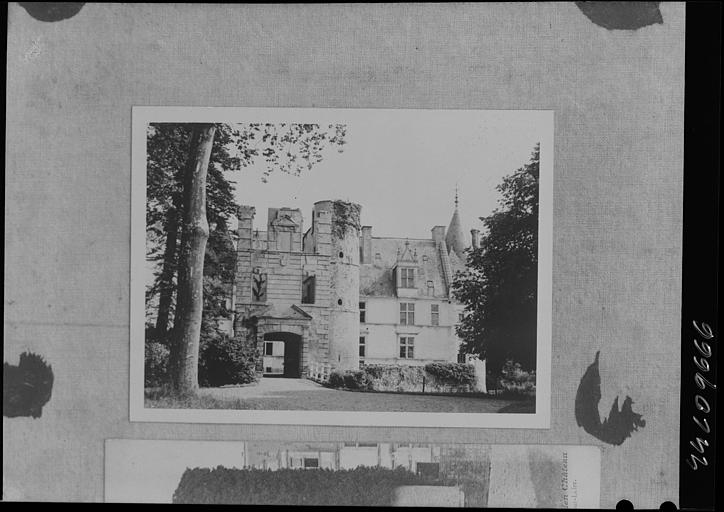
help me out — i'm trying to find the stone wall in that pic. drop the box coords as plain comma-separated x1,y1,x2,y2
233,204,338,375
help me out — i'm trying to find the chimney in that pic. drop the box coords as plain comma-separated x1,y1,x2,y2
471,229,480,249
431,226,446,243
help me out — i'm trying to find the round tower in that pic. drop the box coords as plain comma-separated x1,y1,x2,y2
315,200,361,371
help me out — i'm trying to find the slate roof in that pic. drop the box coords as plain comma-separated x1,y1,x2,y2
359,237,466,298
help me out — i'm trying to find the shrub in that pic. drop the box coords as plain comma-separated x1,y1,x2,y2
173,466,450,506
362,364,386,379
327,364,478,393
499,359,536,395
342,370,370,390
360,364,425,392
198,333,259,387
328,370,370,390
424,362,476,388
328,370,345,388
145,341,170,387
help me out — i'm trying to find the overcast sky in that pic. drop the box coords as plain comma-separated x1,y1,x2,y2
226,109,547,241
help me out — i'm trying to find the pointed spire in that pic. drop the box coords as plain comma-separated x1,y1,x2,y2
445,188,466,259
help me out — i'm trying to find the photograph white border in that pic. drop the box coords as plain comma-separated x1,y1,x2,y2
130,106,553,428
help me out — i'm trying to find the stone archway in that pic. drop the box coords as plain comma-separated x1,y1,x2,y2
262,331,303,378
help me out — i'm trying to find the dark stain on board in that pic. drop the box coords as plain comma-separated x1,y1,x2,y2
576,2,663,30
575,351,646,445
20,3,85,22
3,352,54,418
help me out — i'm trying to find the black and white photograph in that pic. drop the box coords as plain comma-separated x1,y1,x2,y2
105,439,598,507
131,107,553,427
4,2,697,507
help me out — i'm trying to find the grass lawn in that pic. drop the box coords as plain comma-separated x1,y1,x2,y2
496,400,536,414
145,384,532,413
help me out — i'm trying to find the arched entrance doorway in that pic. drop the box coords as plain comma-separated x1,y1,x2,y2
262,332,302,378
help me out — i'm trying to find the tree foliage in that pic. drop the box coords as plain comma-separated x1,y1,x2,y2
146,124,239,335
453,143,539,374
232,123,346,182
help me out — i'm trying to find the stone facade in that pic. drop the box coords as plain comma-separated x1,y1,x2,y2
233,199,468,378
358,223,467,367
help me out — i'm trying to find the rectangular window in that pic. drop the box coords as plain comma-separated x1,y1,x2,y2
400,268,415,288
302,275,316,304
359,336,366,358
359,302,366,323
400,303,415,325
399,336,415,359
431,304,439,326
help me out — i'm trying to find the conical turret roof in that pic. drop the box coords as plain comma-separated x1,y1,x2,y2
445,189,467,259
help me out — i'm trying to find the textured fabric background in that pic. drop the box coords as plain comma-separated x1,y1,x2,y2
4,3,684,507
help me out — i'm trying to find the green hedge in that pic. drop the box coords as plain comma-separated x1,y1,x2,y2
173,466,449,506
424,362,476,387
328,362,477,393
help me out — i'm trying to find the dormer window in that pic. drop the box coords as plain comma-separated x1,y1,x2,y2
269,212,299,252
395,240,419,297
400,268,414,288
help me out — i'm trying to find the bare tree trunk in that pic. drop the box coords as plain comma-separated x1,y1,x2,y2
170,124,216,393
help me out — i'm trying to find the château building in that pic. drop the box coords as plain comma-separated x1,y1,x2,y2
230,197,474,378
